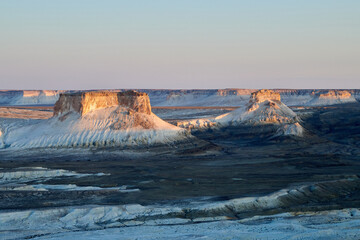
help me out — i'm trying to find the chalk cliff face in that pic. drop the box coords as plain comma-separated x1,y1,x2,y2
2,91,189,149
307,90,357,106
0,90,65,105
217,89,298,125
54,91,151,116
316,90,352,99
176,89,303,136
248,89,281,104
22,90,59,98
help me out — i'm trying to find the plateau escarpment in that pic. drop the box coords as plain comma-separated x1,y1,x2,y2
0,90,66,106
1,89,359,107
1,91,190,149
307,90,357,106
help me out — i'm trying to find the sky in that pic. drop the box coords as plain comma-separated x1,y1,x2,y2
0,0,359,90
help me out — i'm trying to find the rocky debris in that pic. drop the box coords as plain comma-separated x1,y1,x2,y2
1,177,358,238
176,119,216,130
108,107,156,130
54,90,152,116
276,122,304,137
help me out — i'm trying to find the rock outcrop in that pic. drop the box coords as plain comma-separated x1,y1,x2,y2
248,89,281,104
307,90,357,106
316,90,352,99
3,91,190,149
1,89,359,107
176,89,304,136
0,129,4,148
22,90,59,98
0,90,65,106
218,89,298,125
54,91,151,116
216,89,257,96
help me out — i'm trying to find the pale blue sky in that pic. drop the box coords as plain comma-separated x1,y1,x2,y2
0,0,359,89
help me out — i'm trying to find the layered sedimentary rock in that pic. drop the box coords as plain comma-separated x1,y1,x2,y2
0,89,359,107
317,90,352,99
217,89,298,124
306,90,357,106
54,91,151,116
0,90,66,105
22,90,59,98
248,89,281,104
176,89,304,136
1,91,189,149
154,89,256,106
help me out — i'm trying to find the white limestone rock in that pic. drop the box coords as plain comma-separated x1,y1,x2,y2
2,91,190,149
307,90,357,106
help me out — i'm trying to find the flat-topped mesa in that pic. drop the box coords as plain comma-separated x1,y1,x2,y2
249,89,281,104
307,90,357,106
316,90,352,99
54,90,151,116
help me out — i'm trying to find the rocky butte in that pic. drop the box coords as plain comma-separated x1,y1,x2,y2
54,91,151,117
176,89,304,136
217,89,298,124
1,90,189,149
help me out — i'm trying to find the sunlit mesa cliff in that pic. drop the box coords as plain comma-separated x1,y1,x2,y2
307,90,357,106
54,91,151,117
1,91,189,149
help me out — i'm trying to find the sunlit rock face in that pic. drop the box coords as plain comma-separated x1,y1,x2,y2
2,91,189,149
248,89,281,104
54,91,152,117
308,90,357,106
176,89,304,136
217,89,298,125
0,129,4,148
316,90,352,99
